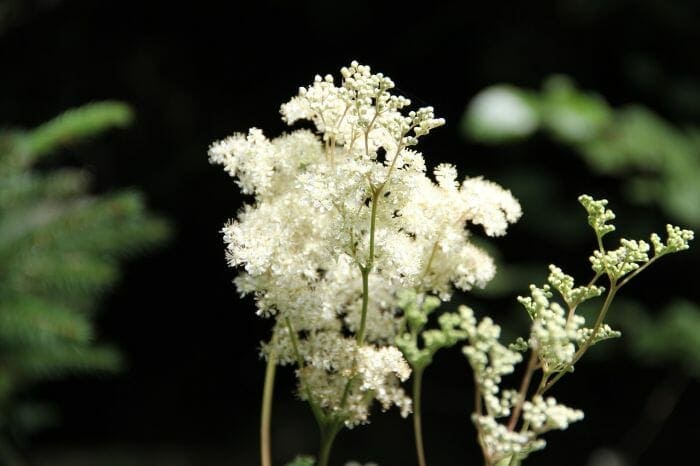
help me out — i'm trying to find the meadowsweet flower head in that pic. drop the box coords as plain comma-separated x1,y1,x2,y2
522,396,584,433
210,62,521,428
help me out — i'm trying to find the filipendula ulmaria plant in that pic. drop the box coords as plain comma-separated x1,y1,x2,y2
210,62,522,466
210,63,693,466
0,102,170,463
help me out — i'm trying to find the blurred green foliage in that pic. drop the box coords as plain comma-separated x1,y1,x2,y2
464,76,700,227
620,300,700,378
0,101,169,462
464,77,700,383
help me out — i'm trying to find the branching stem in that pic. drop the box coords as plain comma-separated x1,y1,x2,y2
285,317,324,424
543,281,618,393
507,350,538,431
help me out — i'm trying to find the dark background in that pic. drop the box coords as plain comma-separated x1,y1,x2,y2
1,1,699,465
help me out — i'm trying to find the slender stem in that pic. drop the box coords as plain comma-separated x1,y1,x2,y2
261,347,277,466
412,367,427,466
618,255,660,289
504,353,539,466
507,350,538,431
285,317,324,424
545,252,654,395
357,269,371,346
543,282,618,393
473,377,492,466
338,191,381,412
367,190,380,264
318,421,342,466
417,241,439,286
474,380,483,417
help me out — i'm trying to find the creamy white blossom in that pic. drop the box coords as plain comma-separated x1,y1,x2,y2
522,396,584,433
518,284,584,371
210,62,520,428
473,414,545,458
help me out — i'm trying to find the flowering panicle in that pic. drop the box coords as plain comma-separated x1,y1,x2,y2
210,62,521,428
522,396,584,433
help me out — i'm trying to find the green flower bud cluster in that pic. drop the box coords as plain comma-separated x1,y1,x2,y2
590,239,650,280
578,194,616,238
547,265,604,308
582,195,693,282
396,289,467,370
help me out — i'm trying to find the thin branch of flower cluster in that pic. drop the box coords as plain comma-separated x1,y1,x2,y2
449,196,693,466
209,62,693,466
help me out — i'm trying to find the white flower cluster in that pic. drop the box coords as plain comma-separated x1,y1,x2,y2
210,62,521,427
473,415,544,458
518,284,584,372
461,306,523,418
464,288,585,461
522,396,584,433
576,324,621,345
356,345,412,417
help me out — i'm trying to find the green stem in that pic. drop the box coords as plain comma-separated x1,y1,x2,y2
357,266,371,345
543,282,618,393
618,255,660,289
285,317,324,424
261,347,277,466
318,421,342,466
355,177,382,347
413,367,427,466
507,350,538,431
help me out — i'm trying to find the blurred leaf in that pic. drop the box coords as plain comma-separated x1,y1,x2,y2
619,300,700,378
540,75,613,144
0,296,93,346
0,101,134,173
0,101,170,446
463,85,539,143
465,75,700,227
